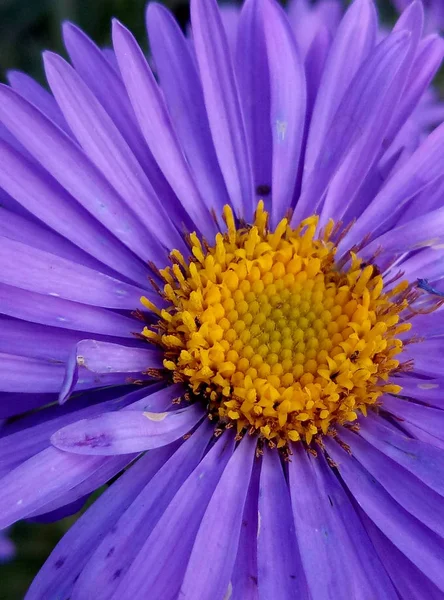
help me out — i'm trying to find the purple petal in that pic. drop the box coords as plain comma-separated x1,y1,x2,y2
236,0,272,208
0,387,138,471
289,444,397,599
231,461,260,600
361,204,444,259
0,447,106,528
382,395,444,441
0,84,164,263
27,455,134,519
325,438,444,591
28,495,88,524
362,513,444,600
0,206,105,272
342,121,444,251
0,283,137,337
0,317,131,363
71,421,212,600
0,353,64,393
258,447,307,599
386,32,444,146
101,47,119,70
0,138,149,285
179,434,256,599
124,382,186,413
403,338,444,377
59,339,161,403
7,70,70,134
0,351,138,394
25,447,173,600
395,376,444,408
112,19,215,238
397,247,444,283
289,445,350,599
393,0,424,40
304,27,331,125
361,412,444,497
51,404,204,455
340,426,444,537
319,31,415,226
380,0,425,140
0,235,152,309
146,3,229,216
288,0,341,59
0,392,57,419
0,186,38,222
293,30,411,222
190,0,254,220
63,22,183,220
0,119,34,167
262,0,306,226
71,338,160,372
111,430,235,600
4,384,139,436
219,5,241,56
62,23,140,152
43,51,185,254
304,0,377,180
396,419,444,450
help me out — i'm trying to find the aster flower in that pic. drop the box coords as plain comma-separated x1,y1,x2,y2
1,0,444,598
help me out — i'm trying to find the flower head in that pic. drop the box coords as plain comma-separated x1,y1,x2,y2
1,0,444,598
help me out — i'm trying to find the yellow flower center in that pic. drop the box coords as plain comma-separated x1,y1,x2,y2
142,202,412,447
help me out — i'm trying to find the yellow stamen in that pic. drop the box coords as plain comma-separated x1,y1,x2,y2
142,203,412,446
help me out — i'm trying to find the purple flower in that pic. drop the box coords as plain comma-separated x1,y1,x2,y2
1,0,444,598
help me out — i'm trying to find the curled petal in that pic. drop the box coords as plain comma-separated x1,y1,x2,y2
51,404,204,455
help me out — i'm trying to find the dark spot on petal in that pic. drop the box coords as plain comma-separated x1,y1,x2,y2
328,495,333,507
74,433,112,448
256,184,271,196
250,575,258,586
242,519,248,527
112,569,122,581
55,557,66,569
106,547,115,559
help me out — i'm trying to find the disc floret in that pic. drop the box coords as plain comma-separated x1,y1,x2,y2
142,203,411,447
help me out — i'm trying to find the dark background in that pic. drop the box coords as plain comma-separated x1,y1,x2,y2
0,0,397,84
0,0,427,598
0,0,190,84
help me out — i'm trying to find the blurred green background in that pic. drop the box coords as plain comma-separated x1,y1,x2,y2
0,0,191,84
0,0,431,598
0,0,396,85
